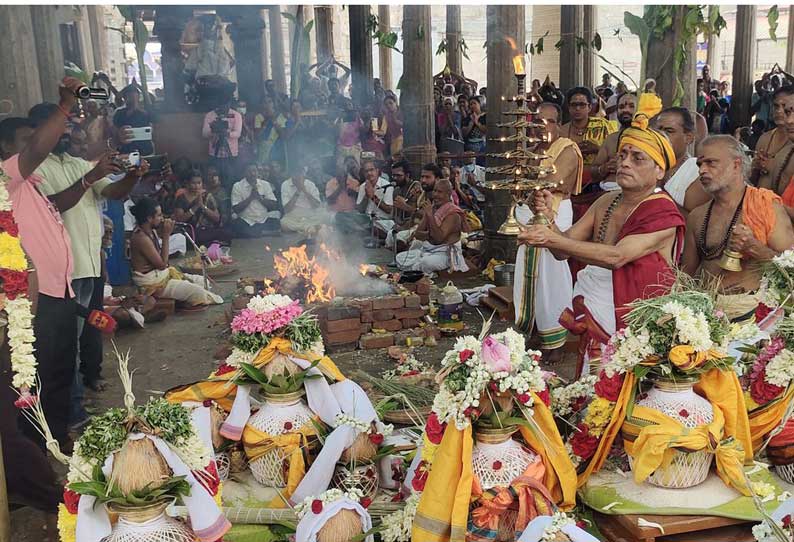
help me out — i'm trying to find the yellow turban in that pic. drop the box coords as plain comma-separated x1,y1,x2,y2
637,92,663,119
618,113,676,172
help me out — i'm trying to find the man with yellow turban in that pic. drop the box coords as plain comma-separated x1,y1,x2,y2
518,114,685,378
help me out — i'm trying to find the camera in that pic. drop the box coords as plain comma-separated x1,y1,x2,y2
75,86,109,101
210,118,229,134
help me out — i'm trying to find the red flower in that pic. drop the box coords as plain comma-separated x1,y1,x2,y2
368,432,384,445
536,389,550,407
751,370,785,404
411,460,429,492
576,520,588,529
402,370,419,377
594,370,624,402
516,392,531,405
14,392,38,409
489,381,499,392
391,491,405,502
360,497,372,509
311,499,323,514
783,515,792,528
571,396,588,413
570,423,599,461
203,400,214,407
678,409,689,418
0,269,28,299
492,460,502,470
214,363,236,376
283,421,294,431
425,413,446,445
459,349,475,363
0,212,19,237
755,303,773,322
63,488,80,514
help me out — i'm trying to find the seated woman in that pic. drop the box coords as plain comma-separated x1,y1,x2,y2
129,198,223,307
173,170,232,246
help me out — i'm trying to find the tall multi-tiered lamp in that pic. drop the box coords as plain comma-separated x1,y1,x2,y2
486,54,561,235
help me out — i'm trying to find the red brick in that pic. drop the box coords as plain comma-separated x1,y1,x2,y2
327,305,360,321
327,317,363,333
419,294,430,305
424,325,442,340
373,319,403,332
401,318,422,329
416,279,432,295
404,294,421,308
349,298,373,312
373,309,395,321
372,295,405,310
359,332,395,349
360,310,374,323
360,323,372,334
326,329,362,345
395,307,426,319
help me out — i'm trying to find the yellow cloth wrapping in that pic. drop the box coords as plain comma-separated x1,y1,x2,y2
578,368,754,489
695,369,753,464
623,404,750,495
618,114,676,172
252,337,346,382
637,92,663,119
412,424,473,542
749,386,794,451
412,391,576,541
165,380,238,412
242,420,318,506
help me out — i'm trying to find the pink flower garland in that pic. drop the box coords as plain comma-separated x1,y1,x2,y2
749,337,786,405
231,301,303,335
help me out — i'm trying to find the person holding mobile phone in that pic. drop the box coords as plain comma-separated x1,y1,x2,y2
112,84,153,155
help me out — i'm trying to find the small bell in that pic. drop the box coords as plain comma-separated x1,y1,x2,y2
718,249,743,272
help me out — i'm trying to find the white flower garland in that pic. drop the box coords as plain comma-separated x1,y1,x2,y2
765,349,794,388
551,375,597,418
334,413,371,433
432,328,546,430
246,294,295,314
294,488,363,518
662,301,714,351
752,520,789,542
380,492,421,542
382,354,431,380
66,442,96,484
225,347,257,368
6,297,36,389
172,432,212,471
540,512,576,542
603,327,654,377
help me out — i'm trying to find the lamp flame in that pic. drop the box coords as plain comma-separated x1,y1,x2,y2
512,55,525,75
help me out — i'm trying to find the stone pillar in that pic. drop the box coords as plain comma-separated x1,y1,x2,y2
74,7,96,74
446,5,463,74
706,6,722,76
378,5,393,91
349,5,373,107
646,6,697,111
530,5,560,84
314,6,335,64
302,6,316,66
87,6,108,72
401,5,436,174
153,7,189,111
29,6,65,102
230,8,266,107
731,5,757,128
484,5,525,262
261,9,270,82
582,5,597,89
0,6,43,116
268,6,287,95
559,5,583,92
786,5,794,73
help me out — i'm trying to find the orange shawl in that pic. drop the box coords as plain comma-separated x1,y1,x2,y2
742,186,780,246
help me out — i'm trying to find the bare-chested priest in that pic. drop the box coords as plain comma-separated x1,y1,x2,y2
519,115,685,378
682,135,794,320
751,86,794,208
513,101,583,364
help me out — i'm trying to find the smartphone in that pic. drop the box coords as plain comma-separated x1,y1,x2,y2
126,151,141,168
127,126,153,142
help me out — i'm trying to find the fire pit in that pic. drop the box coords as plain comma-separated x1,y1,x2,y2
234,244,439,352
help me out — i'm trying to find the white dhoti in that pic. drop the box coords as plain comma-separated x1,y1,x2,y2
385,225,416,249
280,208,333,235
513,200,573,349
132,268,224,306
396,240,469,274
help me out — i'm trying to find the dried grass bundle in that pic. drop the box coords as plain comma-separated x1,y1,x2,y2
316,508,363,542
110,438,171,495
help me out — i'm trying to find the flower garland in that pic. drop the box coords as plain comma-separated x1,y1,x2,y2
431,328,546,430
759,248,794,308
752,515,793,542
745,337,791,407
550,374,597,418
540,512,576,542
567,370,625,469
0,166,36,397
294,488,365,518
229,294,322,354
382,353,432,380
334,413,372,433
379,492,421,542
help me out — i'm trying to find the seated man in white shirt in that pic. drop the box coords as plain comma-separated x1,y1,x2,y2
280,164,332,234
230,163,281,237
460,151,486,203
335,158,394,238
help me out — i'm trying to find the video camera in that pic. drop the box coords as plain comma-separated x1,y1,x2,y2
210,117,230,134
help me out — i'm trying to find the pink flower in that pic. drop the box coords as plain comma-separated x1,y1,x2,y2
14,392,38,409
481,336,512,373
231,301,303,335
